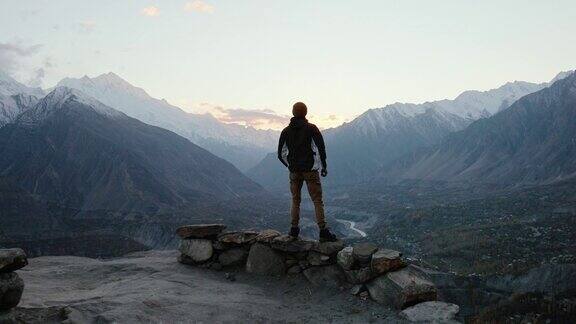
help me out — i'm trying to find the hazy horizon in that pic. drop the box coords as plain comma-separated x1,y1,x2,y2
1,0,575,129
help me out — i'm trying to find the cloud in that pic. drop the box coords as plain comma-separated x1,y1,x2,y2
27,68,45,87
0,42,43,75
307,114,350,129
176,100,347,130
79,20,97,33
141,6,160,17
184,1,214,13
215,107,290,128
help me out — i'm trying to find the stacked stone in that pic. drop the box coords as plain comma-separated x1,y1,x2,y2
0,249,27,313
176,224,439,310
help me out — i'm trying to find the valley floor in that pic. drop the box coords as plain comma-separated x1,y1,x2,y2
16,250,403,323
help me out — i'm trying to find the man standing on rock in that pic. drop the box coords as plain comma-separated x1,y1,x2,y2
277,102,338,242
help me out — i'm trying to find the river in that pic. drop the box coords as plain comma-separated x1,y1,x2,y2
335,219,368,238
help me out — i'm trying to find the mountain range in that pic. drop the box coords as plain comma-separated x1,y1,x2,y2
56,73,278,171
382,71,576,186
0,87,263,212
0,85,274,254
0,71,44,128
248,72,572,189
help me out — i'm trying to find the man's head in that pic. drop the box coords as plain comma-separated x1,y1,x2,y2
292,102,308,118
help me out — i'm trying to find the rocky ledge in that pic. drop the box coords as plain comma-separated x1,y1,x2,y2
176,224,461,321
0,248,27,318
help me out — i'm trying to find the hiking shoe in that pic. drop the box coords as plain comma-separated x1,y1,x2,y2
289,226,300,239
319,228,338,242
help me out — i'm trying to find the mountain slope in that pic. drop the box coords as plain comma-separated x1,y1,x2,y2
248,75,564,188
0,70,44,97
0,70,43,127
0,87,263,213
56,73,278,171
386,72,576,185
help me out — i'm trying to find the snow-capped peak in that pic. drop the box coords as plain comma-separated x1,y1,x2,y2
58,72,151,101
550,70,574,84
18,87,123,125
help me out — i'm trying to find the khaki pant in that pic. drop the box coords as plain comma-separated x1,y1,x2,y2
290,171,326,229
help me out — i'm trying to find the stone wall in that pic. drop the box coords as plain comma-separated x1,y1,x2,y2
176,224,448,312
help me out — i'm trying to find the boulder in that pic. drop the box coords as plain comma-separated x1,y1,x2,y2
367,267,437,309
352,243,378,264
312,241,344,255
337,246,355,270
344,267,374,284
400,301,460,323
307,251,331,266
176,224,225,239
371,249,406,275
255,229,282,243
271,235,316,253
0,249,27,273
303,265,348,289
218,231,259,245
246,243,285,276
218,248,248,267
0,273,24,311
179,239,213,263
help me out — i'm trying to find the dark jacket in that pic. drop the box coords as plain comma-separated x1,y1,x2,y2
277,117,327,172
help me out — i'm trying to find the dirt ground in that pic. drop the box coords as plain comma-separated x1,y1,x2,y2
14,250,404,323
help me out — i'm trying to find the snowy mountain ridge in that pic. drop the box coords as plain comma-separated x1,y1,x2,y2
18,87,124,126
56,73,278,171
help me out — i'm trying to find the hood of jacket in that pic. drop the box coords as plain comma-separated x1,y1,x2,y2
289,117,308,129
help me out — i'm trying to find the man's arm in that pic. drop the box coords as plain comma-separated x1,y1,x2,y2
277,129,289,168
311,125,327,172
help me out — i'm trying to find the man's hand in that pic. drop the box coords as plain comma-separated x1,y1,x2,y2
321,169,328,177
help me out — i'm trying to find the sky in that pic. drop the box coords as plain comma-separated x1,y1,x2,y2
1,0,575,129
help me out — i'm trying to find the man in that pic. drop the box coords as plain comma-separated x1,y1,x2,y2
277,102,338,242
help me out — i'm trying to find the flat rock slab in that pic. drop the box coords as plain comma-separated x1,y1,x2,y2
303,265,348,289
218,231,259,245
353,243,378,264
179,239,213,263
0,249,28,273
246,243,285,276
176,224,226,239
271,235,316,253
372,249,406,275
367,267,437,309
400,301,460,323
0,272,24,310
255,229,281,243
